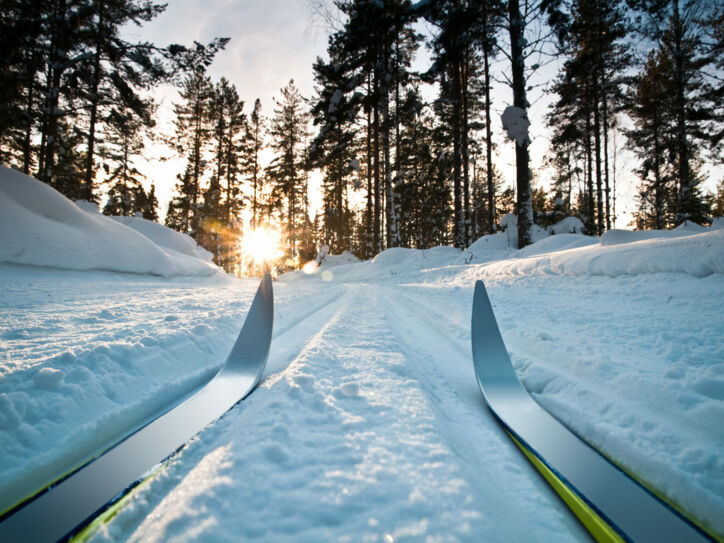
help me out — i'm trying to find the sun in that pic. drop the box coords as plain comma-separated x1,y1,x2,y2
241,226,283,271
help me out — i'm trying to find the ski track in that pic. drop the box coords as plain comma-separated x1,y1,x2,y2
375,286,590,542
391,274,724,536
0,272,348,514
86,283,588,543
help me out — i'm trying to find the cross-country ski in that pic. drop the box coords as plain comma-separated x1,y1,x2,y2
0,274,272,543
471,279,715,543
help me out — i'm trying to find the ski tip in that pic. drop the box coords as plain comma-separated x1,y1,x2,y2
222,273,274,386
473,279,486,300
471,280,493,328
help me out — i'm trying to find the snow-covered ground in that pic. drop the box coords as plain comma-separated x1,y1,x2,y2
1,169,723,541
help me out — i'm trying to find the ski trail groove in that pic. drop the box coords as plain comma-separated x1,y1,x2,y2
375,285,591,542
89,284,585,542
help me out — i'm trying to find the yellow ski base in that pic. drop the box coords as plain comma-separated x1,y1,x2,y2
69,467,160,543
508,431,626,543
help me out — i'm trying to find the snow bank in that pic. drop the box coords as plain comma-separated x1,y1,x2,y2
515,233,598,258
0,167,219,276
322,251,359,268
481,228,724,278
549,216,585,235
110,215,213,262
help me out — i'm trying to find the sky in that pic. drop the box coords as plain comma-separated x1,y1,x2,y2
124,0,330,218
123,0,719,233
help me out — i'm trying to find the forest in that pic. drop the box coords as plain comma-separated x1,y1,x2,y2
1,0,723,275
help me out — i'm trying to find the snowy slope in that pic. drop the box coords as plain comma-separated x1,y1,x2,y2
0,167,219,276
1,218,723,541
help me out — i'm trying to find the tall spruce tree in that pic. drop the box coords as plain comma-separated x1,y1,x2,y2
268,80,310,266
632,0,719,225
417,0,490,248
169,65,215,236
627,51,675,229
242,99,265,230
546,0,628,235
101,106,154,216
200,77,246,270
309,27,364,254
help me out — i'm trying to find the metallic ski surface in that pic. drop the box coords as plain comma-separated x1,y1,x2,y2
0,274,274,543
471,280,711,543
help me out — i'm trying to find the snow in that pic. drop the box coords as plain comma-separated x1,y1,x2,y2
501,106,531,147
499,212,548,248
548,216,585,235
1,196,723,540
328,89,343,114
110,215,214,262
0,167,219,276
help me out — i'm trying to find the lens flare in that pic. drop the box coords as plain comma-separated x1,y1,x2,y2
241,226,283,269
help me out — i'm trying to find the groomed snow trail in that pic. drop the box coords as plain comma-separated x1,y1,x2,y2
85,283,588,542
0,267,348,514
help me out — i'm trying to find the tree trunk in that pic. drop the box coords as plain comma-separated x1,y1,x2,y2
253,125,259,229
366,74,373,257
84,1,105,201
602,83,611,231
373,77,381,254
672,0,690,224
593,78,604,236
508,0,532,248
451,57,463,249
585,109,595,234
22,70,35,175
483,33,495,234
40,0,67,185
461,50,471,247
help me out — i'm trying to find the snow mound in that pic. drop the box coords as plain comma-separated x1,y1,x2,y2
371,247,418,267
548,216,585,235
465,232,511,259
516,233,598,258
499,213,548,248
110,215,213,262
371,246,462,271
0,166,219,277
600,224,709,246
322,251,359,268
482,228,724,278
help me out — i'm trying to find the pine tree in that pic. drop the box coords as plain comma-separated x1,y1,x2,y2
0,0,46,173
242,99,265,230
101,108,151,216
712,179,724,217
166,164,193,232
268,80,310,266
545,0,628,236
309,33,361,254
143,183,159,221
627,51,675,229
169,65,214,236
200,77,245,270
418,0,491,248
632,0,720,225
75,0,167,202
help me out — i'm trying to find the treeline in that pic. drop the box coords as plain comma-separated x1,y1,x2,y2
1,0,723,275
0,0,227,220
